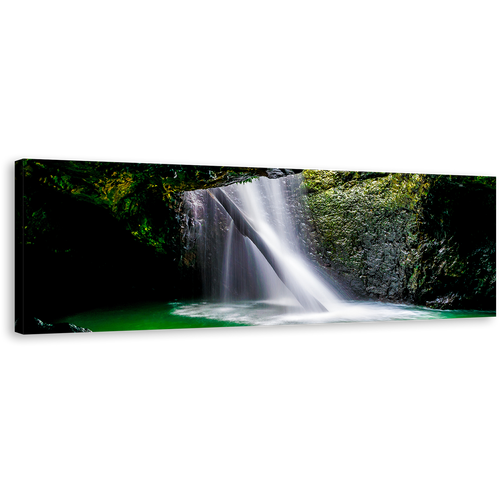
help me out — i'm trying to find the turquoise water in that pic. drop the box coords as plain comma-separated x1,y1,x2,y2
56,300,495,333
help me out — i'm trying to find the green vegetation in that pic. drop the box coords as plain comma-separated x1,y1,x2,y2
16,159,265,255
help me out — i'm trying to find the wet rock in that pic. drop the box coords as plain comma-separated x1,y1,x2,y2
266,168,285,179
15,316,92,334
426,294,459,310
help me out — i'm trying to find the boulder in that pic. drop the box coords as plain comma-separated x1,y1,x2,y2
266,168,285,179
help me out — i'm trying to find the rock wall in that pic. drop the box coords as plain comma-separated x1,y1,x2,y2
303,171,496,310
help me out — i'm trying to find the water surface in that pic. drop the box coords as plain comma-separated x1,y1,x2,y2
57,300,495,333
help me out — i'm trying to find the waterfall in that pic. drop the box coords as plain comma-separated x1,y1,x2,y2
183,174,342,312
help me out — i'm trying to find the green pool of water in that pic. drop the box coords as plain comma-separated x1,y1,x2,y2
56,301,244,332
56,300,495,333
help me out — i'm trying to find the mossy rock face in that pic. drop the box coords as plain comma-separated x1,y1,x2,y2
303,171,496,309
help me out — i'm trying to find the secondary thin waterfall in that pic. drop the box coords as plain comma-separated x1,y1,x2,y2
183,174,342,312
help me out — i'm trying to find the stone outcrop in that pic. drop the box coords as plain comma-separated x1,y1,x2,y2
303,171,496,310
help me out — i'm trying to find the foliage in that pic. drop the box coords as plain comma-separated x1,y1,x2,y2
16,159,269,254
434,174,496,190
19,197,50,245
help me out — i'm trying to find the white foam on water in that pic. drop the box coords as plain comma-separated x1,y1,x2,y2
170,300,456,327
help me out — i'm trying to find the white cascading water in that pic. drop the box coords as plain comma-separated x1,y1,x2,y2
183,174,342,313
220,175,342,311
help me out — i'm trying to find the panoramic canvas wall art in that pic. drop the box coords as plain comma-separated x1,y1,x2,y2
15,159,496,334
